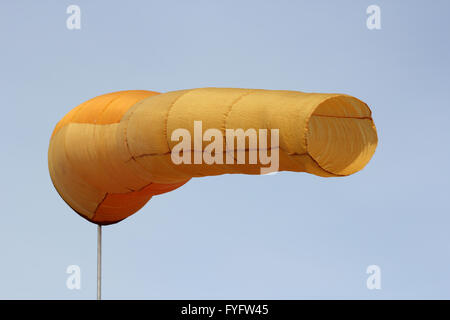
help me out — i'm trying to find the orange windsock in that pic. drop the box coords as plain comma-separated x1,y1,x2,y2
48,88,378,225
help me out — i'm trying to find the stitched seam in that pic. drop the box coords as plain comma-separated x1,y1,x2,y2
122,99,147,162
121,91,194,182
92,179,189,217
165,90,194,151
307,154,343,177
119,97,168,190
131,149,307,159
312,114,372,120
223,90,255,132
222,90,256,162
92,182,154,217
92,192,108,219
94,95,123,123
57,125,105,220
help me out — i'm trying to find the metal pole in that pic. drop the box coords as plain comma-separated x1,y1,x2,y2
97,224,102,300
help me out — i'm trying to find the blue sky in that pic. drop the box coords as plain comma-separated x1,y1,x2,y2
0,0,449,299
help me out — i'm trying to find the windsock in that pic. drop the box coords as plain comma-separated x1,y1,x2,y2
48,88,378,225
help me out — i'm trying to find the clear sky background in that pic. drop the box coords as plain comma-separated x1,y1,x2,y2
0,0,449,299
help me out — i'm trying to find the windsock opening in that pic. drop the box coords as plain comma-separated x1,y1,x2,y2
306,95,378,176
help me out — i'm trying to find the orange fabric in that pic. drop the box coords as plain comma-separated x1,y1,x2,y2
51,90,159,138
49,90,191,225
93,181,189,223
48,88,378,225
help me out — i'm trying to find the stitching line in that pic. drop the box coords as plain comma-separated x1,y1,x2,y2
165,90,194,151
312,114,372,120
